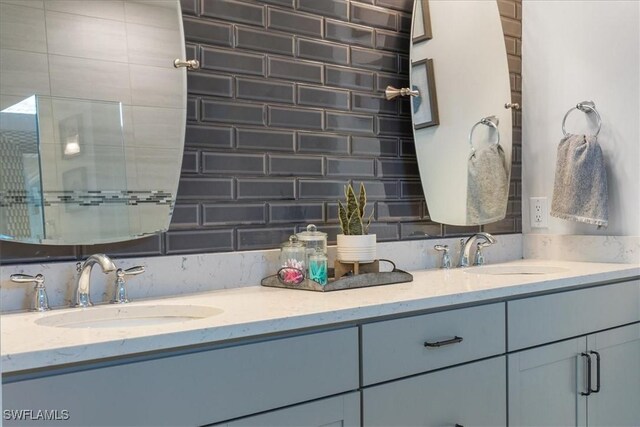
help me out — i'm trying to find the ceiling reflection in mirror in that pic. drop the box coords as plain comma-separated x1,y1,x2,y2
0,0,187,245
410,0,514,226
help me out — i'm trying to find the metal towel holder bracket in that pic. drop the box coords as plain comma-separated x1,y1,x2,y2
385,86,420,100
468,115,500,152
562,101,602,137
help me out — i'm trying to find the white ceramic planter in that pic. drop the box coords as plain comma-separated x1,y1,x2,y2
336,234,377,262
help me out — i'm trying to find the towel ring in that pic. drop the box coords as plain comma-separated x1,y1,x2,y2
469,116,500,151
562,101,602,137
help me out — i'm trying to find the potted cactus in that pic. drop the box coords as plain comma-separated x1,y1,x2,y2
336,182,376,262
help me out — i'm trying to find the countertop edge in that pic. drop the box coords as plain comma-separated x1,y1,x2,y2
2,262,640,374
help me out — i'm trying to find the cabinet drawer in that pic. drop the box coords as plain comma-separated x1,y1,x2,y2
3,328,359,427
361,303,505,385
508,280,640,351
217,392,360,427
363,356,506,427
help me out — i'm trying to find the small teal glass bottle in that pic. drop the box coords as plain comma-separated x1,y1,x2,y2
308,248,328,286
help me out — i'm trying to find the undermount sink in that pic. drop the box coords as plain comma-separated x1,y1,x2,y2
35,304,223,329
466,265,569,275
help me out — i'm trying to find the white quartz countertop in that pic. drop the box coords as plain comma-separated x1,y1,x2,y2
2,259,639,373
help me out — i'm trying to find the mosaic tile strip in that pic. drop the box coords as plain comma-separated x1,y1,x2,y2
0,191,174,207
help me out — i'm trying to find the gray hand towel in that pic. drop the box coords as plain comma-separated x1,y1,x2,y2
550,134,608,227
467,144,509,224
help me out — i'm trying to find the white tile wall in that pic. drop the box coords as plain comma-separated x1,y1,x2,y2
0,3,47,53
0,49,50,96
124,0,181,29
125,22,182,67
48,54,132,103
0,0,44,9
129,106,186,149
45,10,128,62
44,0,125,21
129,64,185,108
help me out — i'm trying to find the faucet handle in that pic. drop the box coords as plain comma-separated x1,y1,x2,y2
10,274,50,312
434,245,452,269
120,266,145,276
475,242,492,266
112,266,145,304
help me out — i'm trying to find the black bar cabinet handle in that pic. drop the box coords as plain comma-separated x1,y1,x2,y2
580,352,592,396
424,336,463,348
589,350,601,393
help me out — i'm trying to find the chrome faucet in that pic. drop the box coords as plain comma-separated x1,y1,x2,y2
75,254,116,307
459,232,497,267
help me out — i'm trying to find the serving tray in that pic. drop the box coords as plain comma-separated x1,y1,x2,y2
261,259,413,292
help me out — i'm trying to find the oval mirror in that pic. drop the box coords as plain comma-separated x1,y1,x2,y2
0,0,187,245
410,0,513,226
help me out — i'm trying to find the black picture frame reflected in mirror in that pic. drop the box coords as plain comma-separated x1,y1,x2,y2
411,58,439,129
412,0,432,43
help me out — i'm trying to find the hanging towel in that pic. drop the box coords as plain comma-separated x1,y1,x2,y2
467,144,509,224
551,134,608,227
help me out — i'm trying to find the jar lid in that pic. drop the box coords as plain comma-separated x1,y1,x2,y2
296,224,327,241
281,235,304,248
309,247,327,260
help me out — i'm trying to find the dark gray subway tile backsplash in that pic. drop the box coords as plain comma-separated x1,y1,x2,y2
351,47,398,72
376,0,414,13
237,128,294,151
235,27,294,56
325,20,374,47
326,66,375,90
268,57,323,83
170,204,201,228
166,229,234,254
204,203,266,225
297,38,350,65
177,178,234,200
187,72,233,97
350,3,398,30
268,106,323,130
297,0,349,19
269,203,325,224
183,17,232,46
352,136,398,156
185,125,233,148
201,0,265,26
237,179,295,199
2,0,522,263
202,152,266,175
268,8,323,37
201,48,265,75
236,78,295,104
297,133,349,154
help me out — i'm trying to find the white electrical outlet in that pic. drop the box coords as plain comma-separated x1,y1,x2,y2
529,197,548,228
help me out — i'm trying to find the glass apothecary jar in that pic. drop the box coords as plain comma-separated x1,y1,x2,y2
279,235,306,285
296,224,327,257
308,248,328,286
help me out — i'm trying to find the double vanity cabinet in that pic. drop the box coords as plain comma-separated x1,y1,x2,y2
2,270,639,426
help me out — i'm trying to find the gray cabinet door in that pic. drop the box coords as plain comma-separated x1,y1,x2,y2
587,323,640,426
363,356,506,427
508,337,587,427
2,328,359,426
219,392,360,427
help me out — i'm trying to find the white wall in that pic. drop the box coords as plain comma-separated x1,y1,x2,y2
522,0,640,236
